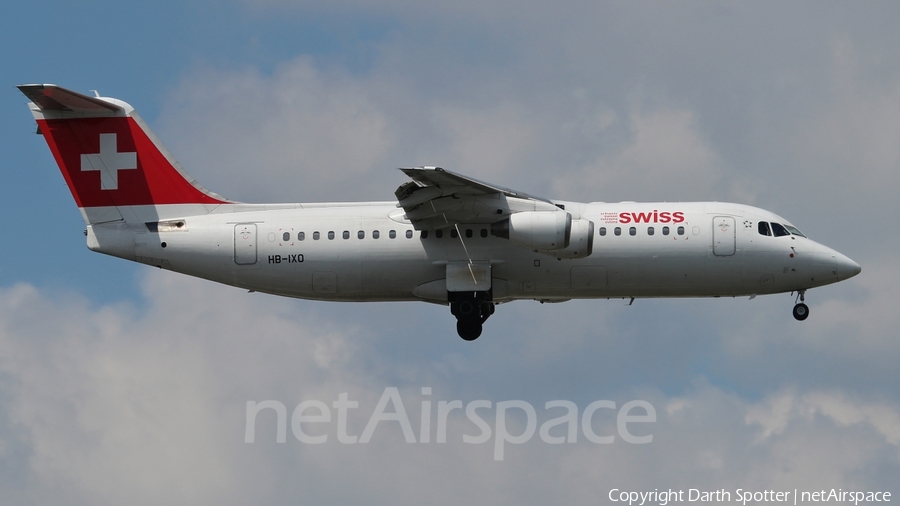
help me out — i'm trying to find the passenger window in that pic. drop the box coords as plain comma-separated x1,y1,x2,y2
480,229,488,238
629,227,636,236
758,221,772,236
677,226,685,235
771,222,790,237
436,230,443,239
421,230,429,239
313,231,320,240
298,232,305,241
451,229,458,239
614,227,621,236
358,230,365,239
662,226,669,236
647,227,654,236
373,230,380,239
406,230,413,239
599,227,606,236
389,230,396,239
466,229,473,238
282,232,290,242
328,231,335,240
343,231,350,240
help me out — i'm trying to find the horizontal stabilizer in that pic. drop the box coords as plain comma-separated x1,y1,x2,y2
17,84,122,113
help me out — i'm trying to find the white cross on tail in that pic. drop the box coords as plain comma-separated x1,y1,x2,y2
80,133,137,190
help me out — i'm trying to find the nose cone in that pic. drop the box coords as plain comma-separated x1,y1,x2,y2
836,253,861,281
807,243,861,285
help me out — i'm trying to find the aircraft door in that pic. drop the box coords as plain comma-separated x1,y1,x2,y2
234,224,258,265
712,216,735,256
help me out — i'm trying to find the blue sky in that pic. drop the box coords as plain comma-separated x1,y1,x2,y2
2,1,899,504
1,1,397,302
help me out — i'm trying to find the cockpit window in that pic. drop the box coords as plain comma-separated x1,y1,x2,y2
784,225,806,238
758,221,772,236
770,222,790,237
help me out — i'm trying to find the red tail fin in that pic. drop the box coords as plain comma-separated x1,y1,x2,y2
19,85,229,220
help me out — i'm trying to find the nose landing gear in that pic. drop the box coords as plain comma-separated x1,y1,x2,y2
450,291,495,341
792,290,809,321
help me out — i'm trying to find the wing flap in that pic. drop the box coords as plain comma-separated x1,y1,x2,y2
399,167,548,200
395,166,558,229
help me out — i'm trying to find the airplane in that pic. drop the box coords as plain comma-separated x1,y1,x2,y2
18,84,861,340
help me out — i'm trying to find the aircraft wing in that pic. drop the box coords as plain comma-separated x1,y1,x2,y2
395,167,559,230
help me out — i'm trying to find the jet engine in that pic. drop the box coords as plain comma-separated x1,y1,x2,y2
552,219,594,259
491,211,571,251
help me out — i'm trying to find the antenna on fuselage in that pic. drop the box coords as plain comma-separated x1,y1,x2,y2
453,223,479,286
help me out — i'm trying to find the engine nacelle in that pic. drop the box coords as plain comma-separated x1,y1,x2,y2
491,211,571,251
551,219,594,259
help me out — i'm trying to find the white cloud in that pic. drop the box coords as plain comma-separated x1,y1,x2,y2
429,101,539,183
552,108,725,202
0,276,368,505
158,58,397,203
796,38,900,202
1,275,897,504
7,1,900,502
746,388,900,456
156,59,732,209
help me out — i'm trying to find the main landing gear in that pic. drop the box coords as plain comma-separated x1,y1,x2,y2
792,289,809,321
450,291,495,341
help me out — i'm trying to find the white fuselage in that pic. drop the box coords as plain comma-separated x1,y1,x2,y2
18,84,862,339
86,200,857,304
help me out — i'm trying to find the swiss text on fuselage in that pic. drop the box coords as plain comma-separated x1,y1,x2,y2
618,211,685,224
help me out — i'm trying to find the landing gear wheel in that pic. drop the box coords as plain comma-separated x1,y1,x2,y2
793,303,809,321
457,320,483,341
450,291,493,341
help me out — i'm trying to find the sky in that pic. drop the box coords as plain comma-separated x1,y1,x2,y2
1,1,899,504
